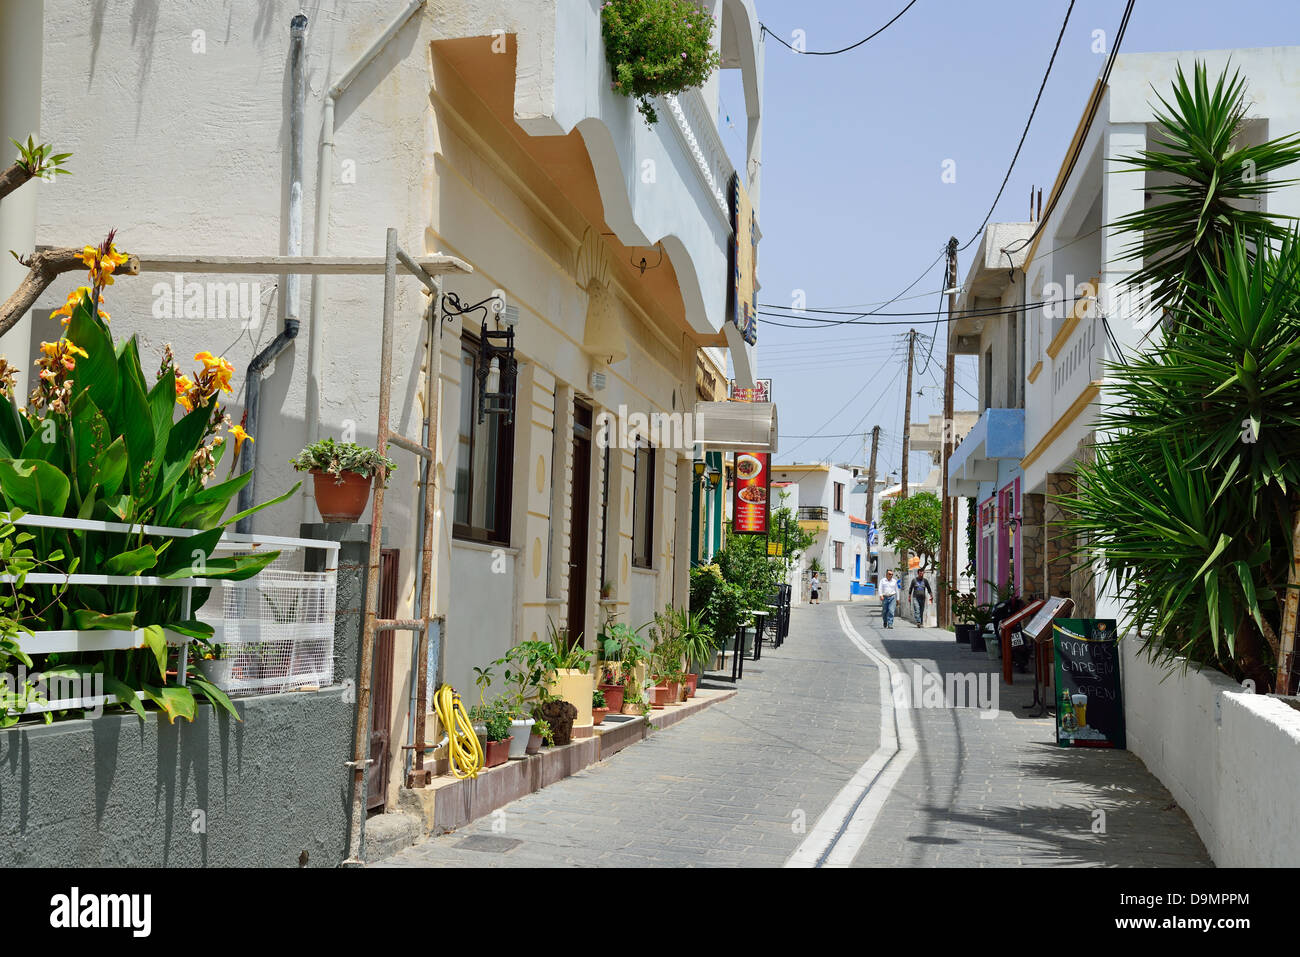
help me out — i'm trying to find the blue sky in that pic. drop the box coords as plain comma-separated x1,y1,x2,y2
718,0,1300,478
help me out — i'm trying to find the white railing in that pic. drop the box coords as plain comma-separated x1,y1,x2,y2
660,89,735,223
4,516,338,715
1051,312,1100,419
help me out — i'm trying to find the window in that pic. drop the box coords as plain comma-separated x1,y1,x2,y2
454,335,513,545
833,482,845,513
632,441,655,568
833,540,844,571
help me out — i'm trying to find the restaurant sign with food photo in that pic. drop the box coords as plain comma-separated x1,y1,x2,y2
733,452,770,534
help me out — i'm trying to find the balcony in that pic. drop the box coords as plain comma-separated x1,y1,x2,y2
435,0,763,384
797,506,829,531
948,409,1026,497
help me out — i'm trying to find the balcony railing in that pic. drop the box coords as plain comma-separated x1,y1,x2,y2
797,506,828,522
660,89,735,226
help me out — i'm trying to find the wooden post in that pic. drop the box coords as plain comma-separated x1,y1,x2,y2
1276,508,1300,695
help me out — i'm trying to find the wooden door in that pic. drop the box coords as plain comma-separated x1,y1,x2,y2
567,403,592,645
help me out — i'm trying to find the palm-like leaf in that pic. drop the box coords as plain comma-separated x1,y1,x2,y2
1110,61,1300,327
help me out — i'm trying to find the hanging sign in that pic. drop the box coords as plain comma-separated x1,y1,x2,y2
729,379,771,404
1053,619,1125,749
733,452,769,535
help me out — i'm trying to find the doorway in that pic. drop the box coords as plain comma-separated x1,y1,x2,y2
567,402,593,645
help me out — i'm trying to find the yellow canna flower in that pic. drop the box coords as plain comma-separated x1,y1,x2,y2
228,423,253,459
79,246,98,268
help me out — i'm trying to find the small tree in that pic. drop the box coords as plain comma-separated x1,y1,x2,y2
878,492,941,575
769,490,817,578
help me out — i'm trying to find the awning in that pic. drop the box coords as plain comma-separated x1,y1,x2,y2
949,408,1024,496
694,401,778,454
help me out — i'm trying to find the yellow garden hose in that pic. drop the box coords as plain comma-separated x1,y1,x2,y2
434,684,483,779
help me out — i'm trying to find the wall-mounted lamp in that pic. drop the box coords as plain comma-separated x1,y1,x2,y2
440,291,516,425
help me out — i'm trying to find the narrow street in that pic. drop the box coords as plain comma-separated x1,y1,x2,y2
377,604,1209,868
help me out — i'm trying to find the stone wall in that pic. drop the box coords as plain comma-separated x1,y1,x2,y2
1020,492,1045,600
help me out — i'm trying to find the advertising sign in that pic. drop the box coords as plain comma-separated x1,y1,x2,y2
729,379,772,404
733,452,769,535
1053,619,1125,749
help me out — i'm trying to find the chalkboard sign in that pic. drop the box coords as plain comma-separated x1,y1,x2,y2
1052,619,1125,749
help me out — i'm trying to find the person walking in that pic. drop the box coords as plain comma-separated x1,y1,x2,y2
809,570,821,605
878,568,899,628
910,569,933,627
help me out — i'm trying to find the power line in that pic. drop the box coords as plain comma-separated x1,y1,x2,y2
781,363,904,459
958,0,1076,251
1003,0,1136,258
761,0,919,56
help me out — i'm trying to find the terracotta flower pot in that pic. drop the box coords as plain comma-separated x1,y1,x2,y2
484,737,511,768
311,469,374,523
664,681,682,705
650,685,670,709
592,706,609,726
684,673,698,698
621,701,644,716
525,733,543,754
598,683,625,713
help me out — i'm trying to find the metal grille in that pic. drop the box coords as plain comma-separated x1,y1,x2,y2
197,546,336,697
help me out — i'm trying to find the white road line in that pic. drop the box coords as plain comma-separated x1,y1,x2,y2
784,605,918,868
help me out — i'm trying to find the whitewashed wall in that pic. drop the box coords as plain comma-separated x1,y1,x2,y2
1121,638,1300,866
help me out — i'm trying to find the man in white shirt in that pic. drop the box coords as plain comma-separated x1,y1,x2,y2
878,569,899,628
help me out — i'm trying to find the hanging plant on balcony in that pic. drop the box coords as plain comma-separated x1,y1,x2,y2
600,0,722,124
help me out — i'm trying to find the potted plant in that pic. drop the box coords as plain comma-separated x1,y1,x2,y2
544,621,596,731
535,699,578,746
494,640,554,759
478,699,513,768
592,687,609,726
673,607,713,696
969,602,994,653
527,718,554,754
620,685,646,716
290,437,396,523
951,589,978,644
196,642,234,689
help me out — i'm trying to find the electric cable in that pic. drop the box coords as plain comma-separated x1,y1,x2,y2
958,0,1076,251
761,0,919,56
781,363,904,459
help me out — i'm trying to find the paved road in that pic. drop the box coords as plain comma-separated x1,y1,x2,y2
376,601,1209,867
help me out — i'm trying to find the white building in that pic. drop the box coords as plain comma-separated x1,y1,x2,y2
771,463,854,603
7,0,767,808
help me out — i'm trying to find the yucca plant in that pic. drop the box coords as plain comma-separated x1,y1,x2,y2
1111,61,1300,330
1065,62,1300,691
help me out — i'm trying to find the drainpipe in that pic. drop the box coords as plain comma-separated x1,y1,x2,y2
237,12,307,533
304,0,427,525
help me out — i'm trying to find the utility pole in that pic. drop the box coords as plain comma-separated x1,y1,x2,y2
865,425,880,531
940,236,959,629
899,330,916,582
900,329,916,502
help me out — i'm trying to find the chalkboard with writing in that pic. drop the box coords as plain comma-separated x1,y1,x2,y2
1052,618,1125,749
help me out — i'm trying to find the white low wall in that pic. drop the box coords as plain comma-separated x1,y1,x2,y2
1121,639,1300,867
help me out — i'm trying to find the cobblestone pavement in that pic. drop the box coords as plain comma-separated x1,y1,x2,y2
375,602,1210,867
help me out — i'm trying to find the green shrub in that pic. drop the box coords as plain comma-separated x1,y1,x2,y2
600,0,722,124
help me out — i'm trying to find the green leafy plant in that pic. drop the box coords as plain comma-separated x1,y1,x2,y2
598,618,650,664
472,664,495,709
878,492,942,572
290,438,396,486
532,716,554,746
0,272,293,725
950,589,978,626
1111,61,1300,328
592,687,606,709
493,639,558,715
600,0,722,124
1066,62,1300,691
689,562,746,648
478,698,512,743
546,619,594,673
9,135,72,181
